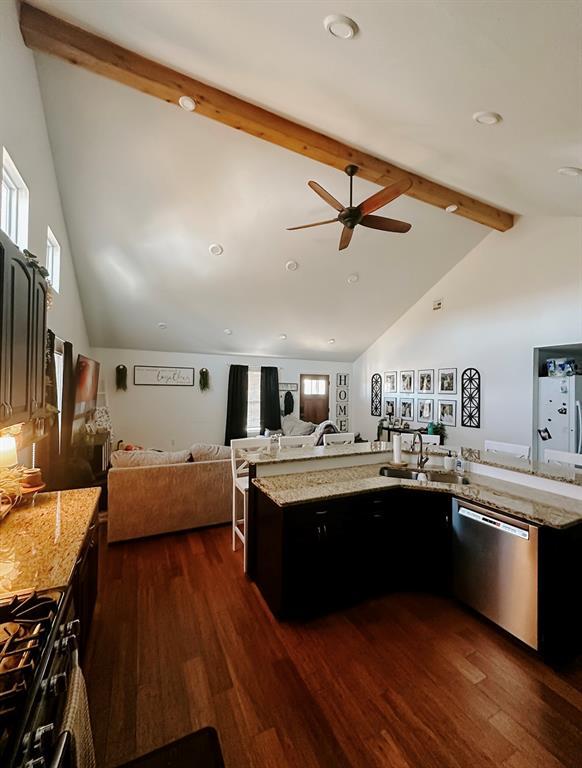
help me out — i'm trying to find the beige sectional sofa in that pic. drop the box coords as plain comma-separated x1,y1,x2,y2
107,449,232,543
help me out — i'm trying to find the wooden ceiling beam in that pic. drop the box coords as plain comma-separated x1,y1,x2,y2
20,2,514,231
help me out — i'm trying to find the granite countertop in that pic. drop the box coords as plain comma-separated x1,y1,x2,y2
0,487,100,596
245,441,392,465
253,463,582,529
460,446,582,486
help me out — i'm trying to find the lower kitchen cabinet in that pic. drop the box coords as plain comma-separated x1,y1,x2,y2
284,500,360,616
253,487,451,619
72,508,99,660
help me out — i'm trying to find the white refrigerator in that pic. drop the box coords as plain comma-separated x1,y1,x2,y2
537,376,582,455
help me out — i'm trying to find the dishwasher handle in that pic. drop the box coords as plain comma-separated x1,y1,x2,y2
457,506,530,540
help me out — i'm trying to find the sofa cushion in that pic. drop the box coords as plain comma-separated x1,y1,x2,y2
189,443,232,462
111,449,191,468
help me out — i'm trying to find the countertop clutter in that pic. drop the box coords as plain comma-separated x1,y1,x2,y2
0,487,101,595
253,463,582,529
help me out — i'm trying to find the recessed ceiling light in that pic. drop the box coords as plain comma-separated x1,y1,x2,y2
224,328,232,335
346,273,359,284
557,166,582,177
445,204,459,213
327,338,336,344
323,14,359,39
285,260,299,272
178,95,197,112
472,111,502,125
157,322,167,329
279,334,287,340
209,243,223,256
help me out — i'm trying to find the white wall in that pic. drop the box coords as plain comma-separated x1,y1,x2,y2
353,216,582,448
0,0,89,353
92,347,352,449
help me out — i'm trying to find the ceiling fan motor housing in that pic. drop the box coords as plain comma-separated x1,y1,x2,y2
338,206,363,229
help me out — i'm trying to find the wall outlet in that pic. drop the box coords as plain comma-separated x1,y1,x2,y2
433,298,443,311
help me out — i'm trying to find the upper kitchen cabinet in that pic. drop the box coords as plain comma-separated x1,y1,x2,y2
0,231,47,427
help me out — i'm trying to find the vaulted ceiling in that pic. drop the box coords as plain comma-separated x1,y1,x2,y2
32,0,582,361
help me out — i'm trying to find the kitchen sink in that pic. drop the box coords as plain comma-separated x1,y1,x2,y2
379,467,470,485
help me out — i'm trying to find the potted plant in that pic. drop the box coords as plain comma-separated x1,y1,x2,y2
428,421,447,443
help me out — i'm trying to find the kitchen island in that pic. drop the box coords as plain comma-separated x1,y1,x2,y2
247,455,582,662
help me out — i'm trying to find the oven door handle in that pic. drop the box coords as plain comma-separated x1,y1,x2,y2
49,731,70,768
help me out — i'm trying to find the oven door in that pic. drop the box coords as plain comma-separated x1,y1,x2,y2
13,589,79,768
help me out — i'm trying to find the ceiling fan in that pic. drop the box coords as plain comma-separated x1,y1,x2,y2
287,165,413,251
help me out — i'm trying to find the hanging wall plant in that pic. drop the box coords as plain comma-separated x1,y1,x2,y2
116,364,128,391
199,368,210,391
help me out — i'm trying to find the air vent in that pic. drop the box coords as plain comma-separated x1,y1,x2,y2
433,298,443,311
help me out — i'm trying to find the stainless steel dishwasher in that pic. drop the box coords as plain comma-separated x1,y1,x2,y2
452,499,539,649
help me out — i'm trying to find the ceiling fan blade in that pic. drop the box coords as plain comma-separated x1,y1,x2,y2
360,215,412,234
339,226,354,251
359,177,412,216
308,181,344,212
286,218,338,231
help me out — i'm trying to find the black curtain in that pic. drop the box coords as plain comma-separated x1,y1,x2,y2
60,342,75,458
260,366,281,434
224,365,248,445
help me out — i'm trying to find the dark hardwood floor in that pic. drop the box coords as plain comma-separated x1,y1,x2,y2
85,524,582,768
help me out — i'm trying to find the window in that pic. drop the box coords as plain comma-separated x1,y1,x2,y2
303,377,326,395
247,370,261,434
46,226,61,292
1,148,29,249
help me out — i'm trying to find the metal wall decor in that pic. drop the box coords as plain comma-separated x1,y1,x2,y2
371,373,382,416
461,367,481,428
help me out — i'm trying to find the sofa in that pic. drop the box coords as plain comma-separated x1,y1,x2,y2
107,444,232,543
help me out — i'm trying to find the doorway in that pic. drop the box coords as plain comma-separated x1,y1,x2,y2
300,374,330,424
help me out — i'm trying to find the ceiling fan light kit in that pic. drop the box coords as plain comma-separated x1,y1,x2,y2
287,165,413,251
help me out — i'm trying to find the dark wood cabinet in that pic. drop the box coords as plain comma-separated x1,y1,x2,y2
72,509,99,661
0,232,47,427
253,487,452,619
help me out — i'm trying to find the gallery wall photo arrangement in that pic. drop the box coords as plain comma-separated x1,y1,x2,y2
438,399,457,426
384,371,397,393
417,369,434,394
438,367,457,395
400,370,414,394
417,398,434,423
400,398,414,421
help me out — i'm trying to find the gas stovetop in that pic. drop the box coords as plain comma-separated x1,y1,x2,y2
0,590,64,763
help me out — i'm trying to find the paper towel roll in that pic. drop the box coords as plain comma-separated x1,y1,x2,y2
393,433,402,464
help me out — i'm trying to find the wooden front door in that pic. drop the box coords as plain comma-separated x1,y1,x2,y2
300,374,330,424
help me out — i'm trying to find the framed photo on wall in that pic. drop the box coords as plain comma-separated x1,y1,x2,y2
417,398,434,423
384,371,397,393
438,368,457,395
400,398,414,421
438,399,457,426
400,370,414,394
417,369,434,394
384,396,397,419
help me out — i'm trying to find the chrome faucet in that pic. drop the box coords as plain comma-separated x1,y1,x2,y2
412,431,430,469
